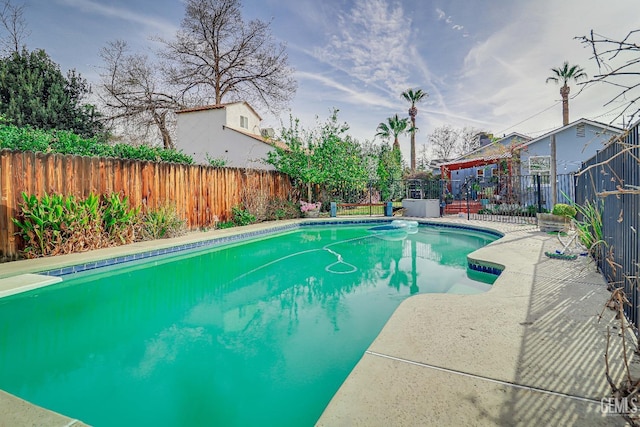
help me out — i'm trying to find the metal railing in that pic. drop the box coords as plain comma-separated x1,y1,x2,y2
443,174,576,224
315,175,576,221
575,123,640,328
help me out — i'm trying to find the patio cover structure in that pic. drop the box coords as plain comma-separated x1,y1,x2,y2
439,152,514,181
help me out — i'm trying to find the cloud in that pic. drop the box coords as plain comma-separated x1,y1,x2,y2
456,0,639,135
57,0,178,34
435,7,467,36
295,71,398,109
312,0,413,95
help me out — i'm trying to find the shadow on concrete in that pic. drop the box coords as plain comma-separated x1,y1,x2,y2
490,235,629,425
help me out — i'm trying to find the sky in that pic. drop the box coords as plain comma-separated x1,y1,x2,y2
13,0,640,160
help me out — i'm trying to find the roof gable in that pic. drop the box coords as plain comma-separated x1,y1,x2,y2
176,101,263,120
521,118,622,148
222,125,288,151
451,132,530,162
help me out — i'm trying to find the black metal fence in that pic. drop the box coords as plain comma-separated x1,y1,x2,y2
575,123,640,328
461,174,576,224
320,174,575,221
325,180,443,216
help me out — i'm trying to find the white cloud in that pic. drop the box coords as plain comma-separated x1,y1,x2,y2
434,7,466,37
57,0,178,34
455,0,639,135
295,71,398,109
312,0,413,95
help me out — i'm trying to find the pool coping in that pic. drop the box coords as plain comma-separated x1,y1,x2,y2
0,217,628,425
0,217,503,284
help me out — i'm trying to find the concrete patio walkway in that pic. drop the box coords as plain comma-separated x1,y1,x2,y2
317,218,631,426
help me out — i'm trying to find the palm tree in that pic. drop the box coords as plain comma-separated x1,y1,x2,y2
401,88,428,171
546,62,587,126
376,114,411,151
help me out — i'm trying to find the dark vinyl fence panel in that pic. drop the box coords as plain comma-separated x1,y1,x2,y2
576,124,640,327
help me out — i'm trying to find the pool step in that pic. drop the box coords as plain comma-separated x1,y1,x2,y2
0,274,62,299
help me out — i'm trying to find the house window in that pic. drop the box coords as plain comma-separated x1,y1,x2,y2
529,156,551,175
240,115,249,129
576,124,585,137
476,168,484,179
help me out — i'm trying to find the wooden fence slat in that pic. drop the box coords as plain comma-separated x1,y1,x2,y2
62,154,73,196
8,152,25,256
0,151,293,260
0,151,12,258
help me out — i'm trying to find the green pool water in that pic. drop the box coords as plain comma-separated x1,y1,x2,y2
0,224,498,426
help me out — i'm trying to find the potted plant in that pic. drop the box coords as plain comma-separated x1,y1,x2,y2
480,187,494,207
443,190,454,204
537,203,577,232
300,201,322,218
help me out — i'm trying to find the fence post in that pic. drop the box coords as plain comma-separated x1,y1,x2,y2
466,179,471,220
536,174,543,213
369,181,373,216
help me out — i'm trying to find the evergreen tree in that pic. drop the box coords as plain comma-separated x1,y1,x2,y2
0,48,104,138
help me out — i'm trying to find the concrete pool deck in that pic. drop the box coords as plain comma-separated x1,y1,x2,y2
318,218,631,426
0,217,632,426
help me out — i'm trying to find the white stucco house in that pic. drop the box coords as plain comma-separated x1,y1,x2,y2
176,101,281,169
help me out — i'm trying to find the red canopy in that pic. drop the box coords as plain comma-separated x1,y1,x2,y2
439,152,512,180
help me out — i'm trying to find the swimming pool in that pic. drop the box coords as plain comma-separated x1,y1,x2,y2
0,222,500,426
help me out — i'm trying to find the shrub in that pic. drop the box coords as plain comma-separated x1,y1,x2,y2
240,183,270,222
12,192,106,257
266,198,301,220
0,123,193,164
12,192,187,258
231,206,256,226
205,154,227,167
102,193,139,244
140,204,186,240
574,199,604,259
551,203,577,218
526,205,549,216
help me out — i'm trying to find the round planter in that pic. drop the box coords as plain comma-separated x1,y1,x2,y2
304,209,320,218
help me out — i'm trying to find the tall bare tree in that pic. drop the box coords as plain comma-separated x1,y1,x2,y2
457,126,486,154
160,0,296,112
98,40,183,149
578,29,640,126
0,0,29,55
417,144,430,171
428,125,459,160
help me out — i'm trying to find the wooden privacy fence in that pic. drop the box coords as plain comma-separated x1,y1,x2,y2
0,149,294,260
